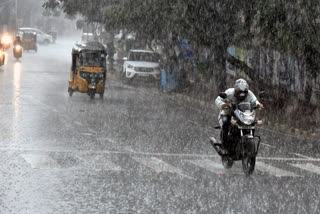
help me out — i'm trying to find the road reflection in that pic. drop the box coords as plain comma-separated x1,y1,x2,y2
4,52,8,65
13,62,21,140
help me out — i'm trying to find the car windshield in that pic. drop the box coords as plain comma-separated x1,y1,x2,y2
80,52,106,67
128,52,159,62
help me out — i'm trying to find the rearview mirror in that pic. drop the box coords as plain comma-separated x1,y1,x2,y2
219,92,227,99
259,91,265,99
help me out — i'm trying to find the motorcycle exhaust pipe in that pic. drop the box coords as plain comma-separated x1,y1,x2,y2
209,137,225,157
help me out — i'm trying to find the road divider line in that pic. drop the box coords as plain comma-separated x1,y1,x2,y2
260,143,276,148
74,121,83,126
21,154,61,169
256,162,299,177
187,159,242,175
97,137,118,144
2,147,320,162
290,163,320,175
290,153,312,159
132,156,193,179
88,128,98,135
81,133,94,136
77,154,122,171
25,95,59,113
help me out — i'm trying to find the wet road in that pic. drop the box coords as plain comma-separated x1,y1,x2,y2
0,38,319,213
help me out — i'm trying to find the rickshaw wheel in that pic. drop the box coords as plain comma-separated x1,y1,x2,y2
68,88,73,97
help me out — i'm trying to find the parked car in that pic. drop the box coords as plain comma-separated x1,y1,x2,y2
81,33,94,42
48,31,57,43
122,49,160,80
18,28,53,45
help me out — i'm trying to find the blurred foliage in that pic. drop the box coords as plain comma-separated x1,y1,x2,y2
44,0,320,98
43,0,320,59
196,62,214,82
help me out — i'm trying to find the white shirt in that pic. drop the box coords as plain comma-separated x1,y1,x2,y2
215,88,261,115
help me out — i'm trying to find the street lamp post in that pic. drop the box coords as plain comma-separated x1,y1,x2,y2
15,0,18,30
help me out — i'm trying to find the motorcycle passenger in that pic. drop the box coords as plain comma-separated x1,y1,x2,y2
215,79,264,150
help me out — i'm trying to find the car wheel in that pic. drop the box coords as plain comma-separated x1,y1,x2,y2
43,40,50,45
121,69,126,80
68,87,73,97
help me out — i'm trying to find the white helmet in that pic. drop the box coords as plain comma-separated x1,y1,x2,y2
234,79,249,101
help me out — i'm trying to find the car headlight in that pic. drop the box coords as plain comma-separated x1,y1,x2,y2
1,35,12,44
127,64,134,69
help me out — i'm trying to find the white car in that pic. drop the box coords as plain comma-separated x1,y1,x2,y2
122,50,160,80
81,33,94,42
18,27,53,44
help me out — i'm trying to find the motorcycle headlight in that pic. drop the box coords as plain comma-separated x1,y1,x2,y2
15,45,21,51
240,111,256,125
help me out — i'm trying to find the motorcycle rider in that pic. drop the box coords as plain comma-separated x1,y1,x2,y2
13,35,22,47
215,79,264,151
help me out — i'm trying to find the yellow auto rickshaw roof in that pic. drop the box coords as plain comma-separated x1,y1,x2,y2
72,41,106,54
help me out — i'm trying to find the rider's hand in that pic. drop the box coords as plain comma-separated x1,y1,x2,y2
221,103,231,109
258,103,264,109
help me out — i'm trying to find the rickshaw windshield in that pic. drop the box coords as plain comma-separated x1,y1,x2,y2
80,52,106,67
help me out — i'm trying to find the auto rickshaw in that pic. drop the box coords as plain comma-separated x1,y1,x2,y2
22,32,37,52
68,41,107,99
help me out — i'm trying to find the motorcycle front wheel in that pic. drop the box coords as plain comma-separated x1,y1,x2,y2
242,156,256,176
222,156,234,169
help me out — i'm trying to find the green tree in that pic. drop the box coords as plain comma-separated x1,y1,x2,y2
255,0,320,102
44,0,320,100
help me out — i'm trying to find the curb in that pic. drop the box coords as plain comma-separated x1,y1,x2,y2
264,119,318,138
109,74,319,139
172,92,319,139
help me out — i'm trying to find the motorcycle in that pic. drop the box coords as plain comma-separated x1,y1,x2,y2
13,45,22,60
210,92,262,176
